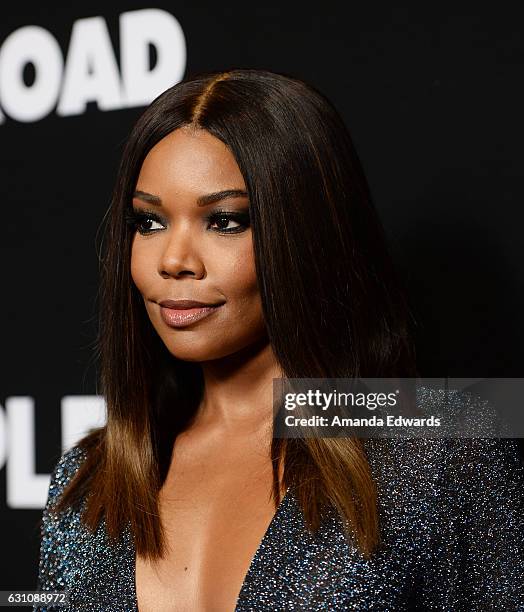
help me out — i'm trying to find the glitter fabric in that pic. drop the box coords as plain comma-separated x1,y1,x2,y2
34,388,524,610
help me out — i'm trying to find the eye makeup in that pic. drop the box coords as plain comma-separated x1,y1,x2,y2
124,206,251,236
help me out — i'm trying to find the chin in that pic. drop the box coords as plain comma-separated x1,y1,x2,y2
159,336,237,363
162,331,267,364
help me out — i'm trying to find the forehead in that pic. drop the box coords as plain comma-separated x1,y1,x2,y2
136,127,246,196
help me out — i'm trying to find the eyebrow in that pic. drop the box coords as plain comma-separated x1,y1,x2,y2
132,189,248,207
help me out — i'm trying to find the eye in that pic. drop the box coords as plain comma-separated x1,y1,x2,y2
124,208,165,235
209,215,240,231
124,207,251,236
206,210,251,234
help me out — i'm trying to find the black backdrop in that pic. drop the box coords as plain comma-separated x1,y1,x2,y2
1,2,523,593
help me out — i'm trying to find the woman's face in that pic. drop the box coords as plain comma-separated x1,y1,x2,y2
129,126,267,362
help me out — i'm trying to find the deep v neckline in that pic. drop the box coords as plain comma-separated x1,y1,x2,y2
131,486,292,611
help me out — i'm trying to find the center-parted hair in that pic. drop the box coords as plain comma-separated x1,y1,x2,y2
53,68,418,560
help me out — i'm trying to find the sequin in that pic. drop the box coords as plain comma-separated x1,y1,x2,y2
34,387,524,610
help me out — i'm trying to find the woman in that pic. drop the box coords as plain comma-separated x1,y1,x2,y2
34,69,524,610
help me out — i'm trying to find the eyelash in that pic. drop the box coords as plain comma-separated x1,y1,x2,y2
124,207,251,236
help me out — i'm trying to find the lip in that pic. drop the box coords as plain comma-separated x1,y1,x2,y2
158,299,224,328
159,299,223,309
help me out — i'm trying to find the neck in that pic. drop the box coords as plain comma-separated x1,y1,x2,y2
192,336,284,439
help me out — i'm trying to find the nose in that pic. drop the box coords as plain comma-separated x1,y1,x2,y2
158,221,205,279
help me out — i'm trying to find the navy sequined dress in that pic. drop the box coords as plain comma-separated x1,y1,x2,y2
34,388,524,611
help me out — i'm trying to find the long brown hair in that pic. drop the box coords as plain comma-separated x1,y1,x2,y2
54,68,418,560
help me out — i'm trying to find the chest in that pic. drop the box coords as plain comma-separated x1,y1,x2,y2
135,454,284,611
67,482,420,611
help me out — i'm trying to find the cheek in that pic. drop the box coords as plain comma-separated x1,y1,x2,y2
220,250,266,343
220,247,260,308
130,241,153,297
